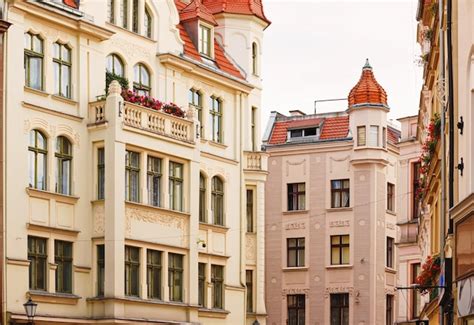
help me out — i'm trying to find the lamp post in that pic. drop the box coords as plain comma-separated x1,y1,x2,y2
23,298,37,325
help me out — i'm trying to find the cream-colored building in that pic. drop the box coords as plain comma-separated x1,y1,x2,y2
2,0,269,324
263,61,401,325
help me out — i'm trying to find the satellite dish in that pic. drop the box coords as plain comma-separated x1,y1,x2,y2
457,277,473,317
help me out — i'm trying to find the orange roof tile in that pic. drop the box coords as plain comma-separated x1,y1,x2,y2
320,116,350,140
287,119,322,129
387,126,401,144
63,0,79,8
180,0,218,26
268,121,290,145
202,0,270,24
348,59,388,108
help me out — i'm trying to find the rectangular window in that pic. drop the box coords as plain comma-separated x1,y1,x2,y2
198,263,206,307
251,107,257,151
199,25,211,56
246,270,253,313
53,42,72,98
24,33,44,90
330,293,349,325
411,263,421,319
210,96,222,143
357,126,366,146
169,253,183,302
211,265,224,309
382,127,387,148
287,238,305,267
125,246,140,297
386,237,394,268
147,156,161,207
107,0,115,23
169,162,184,211
199,174,206,222
368,125,379,147
28,236,47,291
331,179,350,208
386,294,393,325
387,183,394,212
412,162,421,219
125,150,140,202
55,240,73,293
189,89,203,137
147,249,162,299
246,189,254,232
331,235,350,265
97,245,105,296
132,0,139,33
287,183,305,211
98,148,105,200
121,0,128,28
287,294,305,325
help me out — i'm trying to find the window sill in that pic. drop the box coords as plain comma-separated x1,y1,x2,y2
87,295,193,308
386,210,397,216
385,267,397,274
326,264,353,270
326,207,352,212
198,307,230,319
282,210,309,215
28,290,81,305
26,187,79,204
27,223,80,236
282,266,308,272
199,222,229,233
24,86,49,97
354,146,387,152
208,140,227,149
51,94,77,105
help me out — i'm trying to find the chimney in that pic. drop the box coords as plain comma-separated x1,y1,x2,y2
289,110,306,117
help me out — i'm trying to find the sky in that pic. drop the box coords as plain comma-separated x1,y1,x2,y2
261,0,423,125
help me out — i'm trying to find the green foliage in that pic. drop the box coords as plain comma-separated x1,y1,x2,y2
105,71,129,94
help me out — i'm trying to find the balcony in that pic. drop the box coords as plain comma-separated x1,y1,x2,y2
397,219,419,244
244,151,268,172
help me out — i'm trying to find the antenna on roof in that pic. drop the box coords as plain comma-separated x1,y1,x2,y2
314,98,347,115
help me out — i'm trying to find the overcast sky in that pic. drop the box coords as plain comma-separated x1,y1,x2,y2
261,0,423,125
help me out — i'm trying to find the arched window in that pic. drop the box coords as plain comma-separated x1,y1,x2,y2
210,96,222,143
53,42,72,98
106,54,124,77
211,176,224,226
144,6,152,38
56,136,72,195
24,32,44,90
199,173,206,222
28,130,47,190
133,63,150,96
252,42,258,75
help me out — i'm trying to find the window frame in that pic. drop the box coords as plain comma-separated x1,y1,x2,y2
169,161,184,211
210,96,223,143
28,129,48,191
368,125,379,147
132,0,139,33
24,32,44,90
386,237,394,268
330,235,350,265
199,173,206,223
412,162,421,219
387,183,395,212
97,148,105,200
211,176,224,226
125,150,140,203
53,42,72,98
168,253,183,302
198,24,212,57
146,249,162,300
28,236,48,291
246,270,254,313
97,244,105,296
287,294,305,325
252,42,258,76
246,189,254,233
331,179,350,208
107,0,115,23
121,0,128,28
357,126,366,146
211,264,224,309
386,294,393,325
287,183,305,211
198,263,206,307
189,88,203,137
144,5,152,38
411,263,421,319
124,245,140,297
55,240,73,294
147,156,162,207
330,293,349,325
55,136,73,195
106,53,125,77
287,237,305,268
133,63,151,96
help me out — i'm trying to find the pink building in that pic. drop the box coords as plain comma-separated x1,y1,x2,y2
263,61,401,325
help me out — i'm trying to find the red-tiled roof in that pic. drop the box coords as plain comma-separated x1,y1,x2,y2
348,60,388,108
202,0,270,24
63,0,79,8
320,116,350,140
180,0,218,26
268,121,290,145
387,126,401,144
287,118,322,129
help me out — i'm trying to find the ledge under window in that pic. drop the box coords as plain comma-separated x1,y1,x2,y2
326,207,352,212
385,267,397,274
282,266,309,272
282,210,309,215
26,187,79,204
208,140,227,149
198,307,230,319
24,86,49,97
326,264,353,270
28,290,81,305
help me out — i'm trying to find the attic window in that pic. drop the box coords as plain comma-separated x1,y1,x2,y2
289,127,320,139
199,24,212,57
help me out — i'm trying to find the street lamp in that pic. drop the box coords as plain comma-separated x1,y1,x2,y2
23,298,37,324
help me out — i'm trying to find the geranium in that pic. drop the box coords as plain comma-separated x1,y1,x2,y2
415,255,441,294
120,89,184,118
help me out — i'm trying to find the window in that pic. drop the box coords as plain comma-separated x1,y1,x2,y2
386,294,393,325
56,136,72,195
107,0,115,23
144,6,152,38
125,246,140,297
168,253,183,302
169,162,183,211
246,189,254,232
287,238,305,267
199,173,206,222
132,0,139,33
147,156,161,207
412,162,421,219
382,127,387,148
289,127,319,139
210,96,222,143
251,107,257,151
246,270,253,312
53,42,72,98
199,25,211,57
125,150,140,202
97,245,105,296
24,32,43,90
384,182,394,212
211,176,224,225
28,236,47,291
55,240,73,293
198,263,206,307
28,130,47,190
330,293,349,325
133,63,150,96
287,183,305,211
357,126,366,146
147,249,162,299
386,237,394,268
189,89,203,136
252,42,258,75
411,263,421,319
211,265,224,309
368,125,379,147
121,0,128,28
287,294,305,325
331,179,350,208
98,148,105,200
331,235,350,265
106,54,124,77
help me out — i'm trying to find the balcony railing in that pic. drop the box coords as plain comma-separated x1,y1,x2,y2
89,100,106,124
244,151,268,172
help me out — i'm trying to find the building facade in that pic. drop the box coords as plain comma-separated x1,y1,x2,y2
3,0,269,324
263,62,401,325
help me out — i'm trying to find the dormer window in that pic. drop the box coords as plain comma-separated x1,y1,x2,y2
288,127,320,140
199,24,212,57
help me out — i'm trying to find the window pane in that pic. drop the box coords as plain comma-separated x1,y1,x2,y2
368,125,379,147
33,36,43,53
342,247,350,264
357,126,366,146
29,57,42,90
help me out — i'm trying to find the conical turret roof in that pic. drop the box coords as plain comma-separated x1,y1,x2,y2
348,59,388,109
